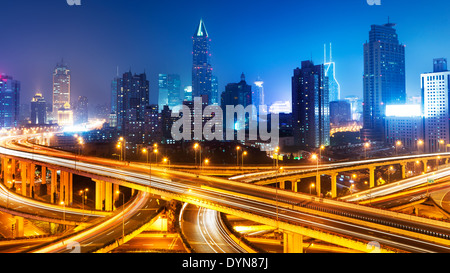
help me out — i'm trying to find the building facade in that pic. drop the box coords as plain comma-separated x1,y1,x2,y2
52,60,71,117
0,74,20,128
385,104,423,151
30,93,47,125
192,19,213,105
422,58,450,153
361,22,406,142
292,60,330,148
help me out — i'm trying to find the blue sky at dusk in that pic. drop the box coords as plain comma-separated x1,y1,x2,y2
0,0,449,110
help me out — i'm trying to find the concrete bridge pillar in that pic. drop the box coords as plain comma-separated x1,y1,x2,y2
13,216,24,238
401,163,406,179
331,172,338,198
60,171,73,205
369,166,375,188
20,162,27,196
28,163,35,198
279,181,285,190
94,179,114,211
50,169,57,204
292,180,299,193
283,232,303,253
423,160,428,173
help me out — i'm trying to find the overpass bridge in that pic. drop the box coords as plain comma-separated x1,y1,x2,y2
1,134,450,253
233,153,450,199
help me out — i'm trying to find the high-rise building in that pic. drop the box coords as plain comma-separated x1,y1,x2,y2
192,19,213,104
158,74,168,112
211,75,219,105
52,60,71,116
167,74,182,110
57,102,73,127
30,93,47,125
111,75,120,114
116,70,149,132
361,21,406,142
183,86,193,101
330,100,351,126
422,58,450,153
385,104,423,150
324,43,341,102
253,78,265,109
221,73,253,137
292,60,330,148
0,74,20,128
73,95,88,124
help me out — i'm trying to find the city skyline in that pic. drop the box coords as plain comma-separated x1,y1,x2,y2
1,0,450,110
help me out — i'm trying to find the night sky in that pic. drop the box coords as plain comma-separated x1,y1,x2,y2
1,0,449,112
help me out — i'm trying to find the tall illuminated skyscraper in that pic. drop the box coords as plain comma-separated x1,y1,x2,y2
292,61,330,148
324,43,340,102
422,58,450,153
52,60,71,115
253,77,265,109
192,19,213,104
30,93,46,125
0,74,20,128
361,21,406,142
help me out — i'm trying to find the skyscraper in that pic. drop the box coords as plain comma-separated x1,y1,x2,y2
116,70,149,132
253,77,265,110
324,43,341,102
211,75,219,105
73,95,88,124
0,74,20,128
52,60,71,115
30,93,47,125
192,19,213,104
292,60,330,148
221,73,252,134
361,21,406,142
422,58,450,153
158,74,168,112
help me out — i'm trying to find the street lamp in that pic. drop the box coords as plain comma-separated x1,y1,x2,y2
417,139,424,154
439,139,445,153
79,188,89,221
274,146,280,169
396,141,402,155
153,149,158,166
241,151,247,169
142,148,149,164
115,190,125,243
118,137,125,161
364,142,370,159
275,167,283,227
388,166,394,183
236,146,241,167
194,143,201,168
309,183,315,195
311,153,319,194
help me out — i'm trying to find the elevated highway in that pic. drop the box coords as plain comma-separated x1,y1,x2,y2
1,134,450,253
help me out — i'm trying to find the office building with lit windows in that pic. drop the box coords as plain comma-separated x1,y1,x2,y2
0,74,20,128
292,60,330,149
52,60,71,117
361,22,406,143
422,58,450,153
192,19,213,104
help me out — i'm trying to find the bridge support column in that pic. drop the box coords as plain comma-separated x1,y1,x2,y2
331,172,338,198
28,163,35,198
3,158,11,185
13,216,24,238
283,232,303,253
20,162,27,196
113,184,119,210
105,182,113,211
292,180,299,193
315,174,321,197
95,179,105,211
279,181,285,190
423,160,428,173
401,163,406,179
94,180,113,211
369,166,375,188
60,171,72,205
50,169,57,204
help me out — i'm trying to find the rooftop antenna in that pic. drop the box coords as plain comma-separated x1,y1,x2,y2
324,44,327,64
330,43,333,62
